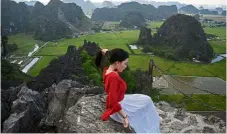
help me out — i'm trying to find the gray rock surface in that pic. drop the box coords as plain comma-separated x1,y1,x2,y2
2,86,45,133
2,80,226,133
156,101,226,133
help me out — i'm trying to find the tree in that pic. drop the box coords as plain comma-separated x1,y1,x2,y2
1,36,8,57
1,36,18,57
193,14,200,21
137,27,152,45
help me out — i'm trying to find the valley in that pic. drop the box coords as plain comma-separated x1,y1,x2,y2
1,1,226,132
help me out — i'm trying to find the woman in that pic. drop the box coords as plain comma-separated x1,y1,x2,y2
95,48,160,133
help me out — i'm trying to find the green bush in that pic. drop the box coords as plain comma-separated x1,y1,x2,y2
120,68,136,93
88,73,102,86
142,45,153,53
80,50,102,86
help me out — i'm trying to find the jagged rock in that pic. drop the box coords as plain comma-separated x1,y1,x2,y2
203,126,215,133
85,86,104,95
156,101,225,133
155,101,175,112
157,108,167,120
2,80,226,133
169,121,189,132
27,46,88,92
2,86,45,133
187,115,198,126
205,115,221,125
1,84,24,129
43,80,104,128
183,128,202,133
71,80,84,88
45,81,72,126
58,95,130,133
1,97,10,130
163,118,172,124
174,108,186,121
183,129,193,133
79,40,100,56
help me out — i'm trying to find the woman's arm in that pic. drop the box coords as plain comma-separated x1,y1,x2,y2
118,109,127,118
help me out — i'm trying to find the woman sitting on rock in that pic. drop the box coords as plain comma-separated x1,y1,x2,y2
95,48,160,133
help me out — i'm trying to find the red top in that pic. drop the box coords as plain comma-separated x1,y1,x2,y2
101,67,127,121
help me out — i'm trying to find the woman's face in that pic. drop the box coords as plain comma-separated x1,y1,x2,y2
116,58,129,72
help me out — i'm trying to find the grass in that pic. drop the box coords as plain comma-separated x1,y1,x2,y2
129,55,153,71
35,46,68,56
167,62,214,77
28,30,139,75
147,21,164,29
133,49,144,54
102,21,120,30
128,55,226,80
204,27,226,40
129,55,174,74
201,14,226,22
201,59,226,80
8,33,44,55
27,56,58,76
209,40,226,54
159,94,226,111
9,22,226,82
55,30,140,52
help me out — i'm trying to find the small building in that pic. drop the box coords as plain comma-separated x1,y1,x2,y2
129,45,138,49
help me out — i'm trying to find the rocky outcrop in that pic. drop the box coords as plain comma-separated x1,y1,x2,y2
79,40,101,56
38,80,106,132
137,27,153,45
27,45,88,92
157,102,226,133
2,85,45,133
2,80,226,133
120,12,146,28
151,14,214,62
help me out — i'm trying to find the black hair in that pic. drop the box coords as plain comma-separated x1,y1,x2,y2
95,48,129,67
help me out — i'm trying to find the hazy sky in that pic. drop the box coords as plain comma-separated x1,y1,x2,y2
16,0,226,6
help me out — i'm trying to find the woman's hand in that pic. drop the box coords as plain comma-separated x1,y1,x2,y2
100,47,108,55
122,117,129,128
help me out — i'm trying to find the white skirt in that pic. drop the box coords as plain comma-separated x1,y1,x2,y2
110,94,160,133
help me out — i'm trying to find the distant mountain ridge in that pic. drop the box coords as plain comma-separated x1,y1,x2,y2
179,4,199,14
2,0,92,41
62,0,96,14
102,1,115,8
91,2,178,21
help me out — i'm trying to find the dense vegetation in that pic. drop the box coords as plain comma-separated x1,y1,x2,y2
1,36,18,57
138,14,214,62
1,59,31,90
120,12,146,28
